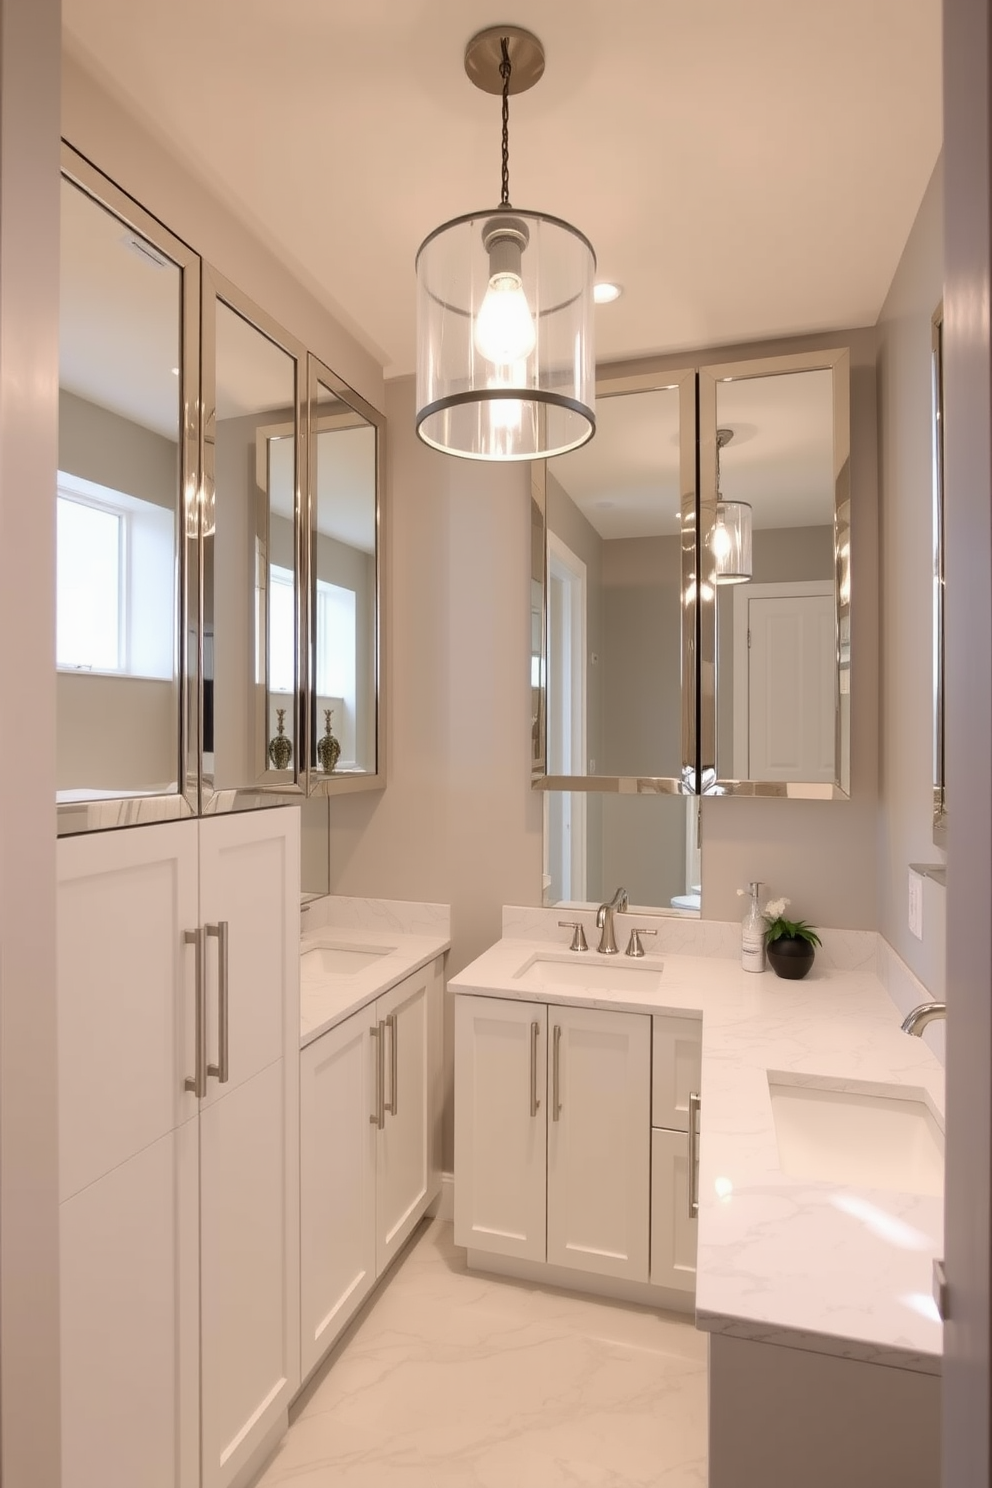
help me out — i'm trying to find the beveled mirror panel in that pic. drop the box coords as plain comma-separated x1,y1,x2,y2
57,150,199,832
699,349,851,798
306,360,383,790
931,305,947,847
203,278,305,802
543,792,701,911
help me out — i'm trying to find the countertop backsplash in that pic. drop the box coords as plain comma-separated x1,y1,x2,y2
302,894,451,938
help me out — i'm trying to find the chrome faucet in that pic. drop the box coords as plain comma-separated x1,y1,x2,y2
901,1001,947,1036
595,887,628,954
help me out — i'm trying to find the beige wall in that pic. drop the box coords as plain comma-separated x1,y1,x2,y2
57,673,175,789
59,388,177,508
876,157,945,992
61,56,384,414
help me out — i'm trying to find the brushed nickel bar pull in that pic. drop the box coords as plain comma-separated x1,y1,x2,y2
688,1091,701,1219
206,920,230,1083
384,1012,398,1116
552,1024,562,1122
369,1024,383,1128
184,928,206,1099
530,1020,541,1117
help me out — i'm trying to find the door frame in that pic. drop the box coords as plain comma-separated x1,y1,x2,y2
547,531,587,901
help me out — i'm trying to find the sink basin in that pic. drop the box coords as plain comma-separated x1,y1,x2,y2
513,951,664,993
767,1075,943,1197
302,942,395,978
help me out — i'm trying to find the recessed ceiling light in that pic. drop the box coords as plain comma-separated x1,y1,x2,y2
593,281,623,305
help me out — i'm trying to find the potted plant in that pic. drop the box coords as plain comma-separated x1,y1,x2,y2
763,897,821,980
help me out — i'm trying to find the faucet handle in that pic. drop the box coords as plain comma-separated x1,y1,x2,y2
626,927,657,958
558,920,588,952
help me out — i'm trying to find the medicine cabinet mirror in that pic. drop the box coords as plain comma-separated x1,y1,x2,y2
56,152,199,831
932,304,947,847
56,147,386,835
535,346,852,908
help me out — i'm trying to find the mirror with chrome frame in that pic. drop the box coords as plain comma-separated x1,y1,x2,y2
56,150,199,834
203,276,306,803
536,369,701,913
699,348,851,799
931,304,946,846
306,360,383,790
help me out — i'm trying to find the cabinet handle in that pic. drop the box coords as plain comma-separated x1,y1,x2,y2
205,920,230,1084
385,1012,398,1116
552,1024,562,1122
530,1020,541,1117
184,928,207,1099
688,1091,701,1219
369,1024,384,1128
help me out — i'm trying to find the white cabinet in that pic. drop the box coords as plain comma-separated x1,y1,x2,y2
300,958,443,1381
650,1014,702,1292
454,997,547,1262
58,808,300,1488
547,1005,651,1281
455,997,652,1285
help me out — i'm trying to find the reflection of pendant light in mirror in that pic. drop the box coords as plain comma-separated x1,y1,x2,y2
712,427,752,584
415,27,596,461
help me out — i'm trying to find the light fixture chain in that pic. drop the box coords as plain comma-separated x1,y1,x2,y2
500,36,511,206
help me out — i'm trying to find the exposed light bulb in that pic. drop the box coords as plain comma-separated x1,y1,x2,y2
474,273,536,364
711,521,732,562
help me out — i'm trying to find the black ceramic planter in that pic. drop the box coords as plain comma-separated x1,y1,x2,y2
766,936,815,980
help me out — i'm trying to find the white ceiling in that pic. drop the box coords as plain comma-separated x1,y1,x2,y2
62,0,942,380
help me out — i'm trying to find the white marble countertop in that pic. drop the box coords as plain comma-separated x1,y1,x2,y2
300,926,450,1048
449,935,945,1375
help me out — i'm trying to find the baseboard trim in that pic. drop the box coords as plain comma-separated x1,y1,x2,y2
465,1248,695,1316
429,1170,454,1222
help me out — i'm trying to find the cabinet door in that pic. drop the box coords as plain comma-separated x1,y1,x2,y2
375,965,433,1274
57,819,200,1202
650,1127,698,1293
547,1006,651,1282
200,1057,300,1488
300,1015,377,1381
651,1014,702,1132
60,1117,199,1488
454,996,547,1262
197,808,300,1108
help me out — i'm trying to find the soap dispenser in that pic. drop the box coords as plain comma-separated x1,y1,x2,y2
740,881,766,973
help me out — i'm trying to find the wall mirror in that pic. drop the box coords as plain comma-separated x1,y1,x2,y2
203,275,305,803
536,368,701,912
307,360,383,790
931,305,947,846
699,348,851,798
57,150,199,832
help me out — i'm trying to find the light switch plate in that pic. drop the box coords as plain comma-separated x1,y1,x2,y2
908,869,924,940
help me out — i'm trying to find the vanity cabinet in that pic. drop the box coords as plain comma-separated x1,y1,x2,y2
57,809,300,1488
454,996,654,1286
650,1015,702,1292
300,958,443,1380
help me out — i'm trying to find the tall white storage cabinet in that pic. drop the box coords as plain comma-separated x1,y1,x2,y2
58,809,301,1488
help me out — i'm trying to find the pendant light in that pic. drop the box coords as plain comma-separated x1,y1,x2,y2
712,427,752,584
415,27,597,461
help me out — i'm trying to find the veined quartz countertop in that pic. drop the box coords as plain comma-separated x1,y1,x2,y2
300,926,450,1048
450,937,945,1375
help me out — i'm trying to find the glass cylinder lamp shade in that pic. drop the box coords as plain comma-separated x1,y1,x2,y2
416,207,596,460
712,500,753,584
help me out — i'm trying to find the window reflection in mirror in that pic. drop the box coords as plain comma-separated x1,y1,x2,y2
57,175,182,801
311,380,378,778
932,305,946,845
543,385,698,913
713,369,837,786
211,301,298,789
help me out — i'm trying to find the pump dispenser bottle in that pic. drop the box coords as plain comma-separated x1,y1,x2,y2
741,881,766,973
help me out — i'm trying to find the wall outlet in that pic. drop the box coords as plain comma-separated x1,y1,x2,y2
908,870,924,940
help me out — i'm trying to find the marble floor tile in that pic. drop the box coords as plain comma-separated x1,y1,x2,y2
261,1218,708,1487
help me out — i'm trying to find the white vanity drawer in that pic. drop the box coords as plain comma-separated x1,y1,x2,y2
652,1014,702,1131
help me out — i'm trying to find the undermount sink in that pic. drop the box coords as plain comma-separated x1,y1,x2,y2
512,951,664,993
767,1074,944,1197
302,942,395,978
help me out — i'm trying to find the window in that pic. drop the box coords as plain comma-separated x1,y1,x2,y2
269,565,296,694
315,580,356,701
56,472,175,679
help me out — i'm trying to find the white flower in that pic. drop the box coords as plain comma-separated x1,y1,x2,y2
764,897,790,919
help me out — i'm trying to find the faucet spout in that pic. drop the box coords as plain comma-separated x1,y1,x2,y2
595,886,628,955
900,1001,946,1036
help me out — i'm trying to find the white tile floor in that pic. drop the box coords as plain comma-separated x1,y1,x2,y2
258,1219,708,1487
